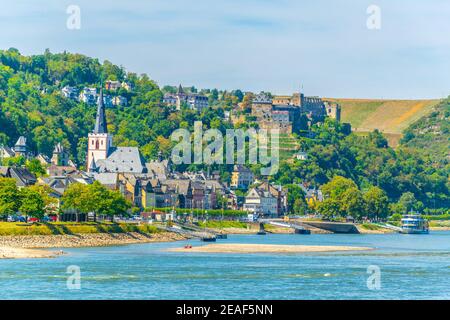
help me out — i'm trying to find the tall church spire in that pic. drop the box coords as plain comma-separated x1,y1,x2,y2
177,84,184,95
94,88,107,134
87,85,112,173
88,153,98,172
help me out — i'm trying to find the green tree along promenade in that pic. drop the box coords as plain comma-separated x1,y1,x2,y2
61,181,131,221
316,176,389,220
0,177,55,220
0,177,131,221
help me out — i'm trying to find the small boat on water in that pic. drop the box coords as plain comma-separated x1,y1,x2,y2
295,228,311,235
201,236,217,242
400,212,429,234
216,234,227,239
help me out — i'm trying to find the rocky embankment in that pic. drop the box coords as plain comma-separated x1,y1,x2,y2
213,224,331,235
0,231,187,250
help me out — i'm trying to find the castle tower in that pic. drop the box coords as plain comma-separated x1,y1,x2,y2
177,84,184,96
51,142,69,166
175,84,185,110
87,89,113,172
325,102,342,122
334,104,341,122
13,136,27,157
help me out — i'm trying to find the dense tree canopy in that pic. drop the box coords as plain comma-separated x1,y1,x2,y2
0,48,232,169
61,182,131,220
317,176,390,220
0,177,21,216
273,119,449,214
19,187,45,219
0,178,57,219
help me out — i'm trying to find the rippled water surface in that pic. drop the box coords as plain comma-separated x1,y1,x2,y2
1,232,449,299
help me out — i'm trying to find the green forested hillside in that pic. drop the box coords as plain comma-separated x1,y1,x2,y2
0,48,233,166
273,119,449,214
0,48,448,214
401,98,450,166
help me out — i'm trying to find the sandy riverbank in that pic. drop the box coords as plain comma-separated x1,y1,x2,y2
0,246,65,259
430,227,450,231
169,243,372,254
356,226,395,234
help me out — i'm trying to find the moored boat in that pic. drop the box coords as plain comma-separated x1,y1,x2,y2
201,236,217,242
400,212,429,234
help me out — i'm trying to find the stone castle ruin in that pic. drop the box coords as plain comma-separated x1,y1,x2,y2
251,92,341,134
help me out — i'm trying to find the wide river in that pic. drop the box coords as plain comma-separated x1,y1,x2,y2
1,232,449,299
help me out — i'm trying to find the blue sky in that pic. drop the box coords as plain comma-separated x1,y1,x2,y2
1,0,450,98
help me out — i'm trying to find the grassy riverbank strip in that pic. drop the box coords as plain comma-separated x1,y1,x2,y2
0,221,159,236
429,220,450,230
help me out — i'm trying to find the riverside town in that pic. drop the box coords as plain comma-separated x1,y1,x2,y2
0,0,449,309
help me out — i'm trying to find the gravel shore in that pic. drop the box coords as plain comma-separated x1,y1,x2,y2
0,232,187,251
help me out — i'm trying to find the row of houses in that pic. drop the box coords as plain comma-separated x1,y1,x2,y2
0,166,37,187
1,155,323,218
0,135,316,218
244,182,286,216
1,137,76,168
61,86,128,107
104,80,133,91
163,85,209,112
97,172,224,210
0,148,294,217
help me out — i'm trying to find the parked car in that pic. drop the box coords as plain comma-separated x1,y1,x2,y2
7,215,18,222
7,215,28,222
28,217,40,223
41,216,57,222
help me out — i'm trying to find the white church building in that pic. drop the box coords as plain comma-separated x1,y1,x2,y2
87,89,146,174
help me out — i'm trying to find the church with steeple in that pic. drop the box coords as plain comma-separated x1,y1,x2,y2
87,89,146,174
